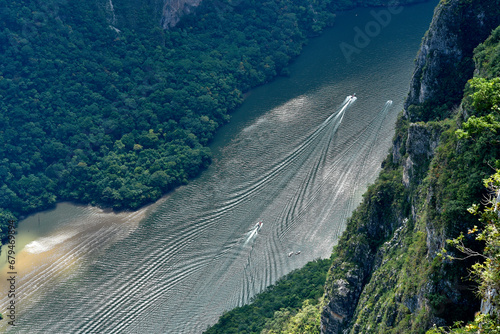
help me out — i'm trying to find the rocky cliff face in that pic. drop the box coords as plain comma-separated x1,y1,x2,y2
321,121,445,333
99,0,204,30
402,123,442,188
321,0,500,333
159,0,203,29
404,0,500,121
321,163,406,333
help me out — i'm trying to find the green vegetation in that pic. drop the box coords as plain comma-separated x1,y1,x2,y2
427,314,500,334
0,0,422,242
425,27,500,333
0,0,337,238
6,0,499,331
340,110,485,331
204,258,330,334
474,25,500,79
345,62,500,333
406,0,500,122
322,160,421,333
426,171,500,333
261,299,321,334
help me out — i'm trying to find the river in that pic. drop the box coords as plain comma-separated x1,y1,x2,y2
0,1,437,333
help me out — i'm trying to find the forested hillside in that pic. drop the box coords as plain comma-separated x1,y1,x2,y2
0,0,333,240
0,0,424,243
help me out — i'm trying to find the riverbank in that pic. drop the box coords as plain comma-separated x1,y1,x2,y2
0,0,433,247
0,1,440,332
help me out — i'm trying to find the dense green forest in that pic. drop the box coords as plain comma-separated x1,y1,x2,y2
0,0,423,242
6,0,500,332
0,0,335,240
204,258,330,334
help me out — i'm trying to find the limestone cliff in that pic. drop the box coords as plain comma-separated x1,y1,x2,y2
99,0,204,30
404,0,500,122
321,120,447,333
159,0,203,29
402,123,442,189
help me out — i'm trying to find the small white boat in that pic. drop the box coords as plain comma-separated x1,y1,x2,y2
256,221,263,230
288,252,294,257
295,251,301,255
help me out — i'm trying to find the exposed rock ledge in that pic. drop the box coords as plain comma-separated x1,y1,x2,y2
404,0,500,121
402,123,442,188
160,0,203,29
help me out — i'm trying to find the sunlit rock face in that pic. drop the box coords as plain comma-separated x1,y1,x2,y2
404,0,500,121
100,0,204,30
160,0,203,29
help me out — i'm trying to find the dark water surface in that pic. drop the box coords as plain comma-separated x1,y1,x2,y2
1,2,437,332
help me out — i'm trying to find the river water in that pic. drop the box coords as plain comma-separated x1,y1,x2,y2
1,2,437,333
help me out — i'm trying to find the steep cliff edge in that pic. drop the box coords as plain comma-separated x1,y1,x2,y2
321,164,408,333
404,0,500,122
160,0,202,28
321,120,449,333
321,0,500,333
